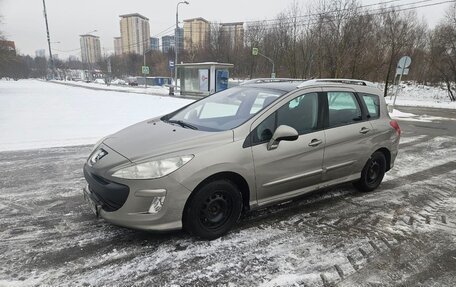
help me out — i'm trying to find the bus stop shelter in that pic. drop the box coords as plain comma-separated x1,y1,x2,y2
177,62,233,97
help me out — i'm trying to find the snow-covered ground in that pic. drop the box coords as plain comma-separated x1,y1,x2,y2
1,79,456,286
1,133,456,286
49,78,244,97
389,108,456,122
0,79,192,152
385,83,456,109
50,79,175,97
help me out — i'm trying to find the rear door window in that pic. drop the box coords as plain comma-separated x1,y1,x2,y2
326,92,362,128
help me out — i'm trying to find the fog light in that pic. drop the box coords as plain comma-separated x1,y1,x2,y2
148,196,165,214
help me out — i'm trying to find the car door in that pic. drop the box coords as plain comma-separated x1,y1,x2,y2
248,91,326,206
321,88,375,184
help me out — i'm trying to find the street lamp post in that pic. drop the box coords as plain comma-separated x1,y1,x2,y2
252,48,275,78
175,1,189,91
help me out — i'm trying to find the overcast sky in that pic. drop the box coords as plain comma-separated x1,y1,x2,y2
0,0,450,58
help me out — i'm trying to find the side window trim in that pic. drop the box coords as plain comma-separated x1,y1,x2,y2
354,92,369,121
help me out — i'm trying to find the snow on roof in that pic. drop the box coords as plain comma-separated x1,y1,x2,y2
176,62,234,68
119,13,149,20
183,17,209,23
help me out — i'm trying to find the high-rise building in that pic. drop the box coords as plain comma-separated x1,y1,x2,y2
220,22,244,49
35,49,46,58
161,35,175,54
150,37,159,51
119,13,150,55
80,34,101,64
175,27,184,53
183,17,210,50
114,37,122,56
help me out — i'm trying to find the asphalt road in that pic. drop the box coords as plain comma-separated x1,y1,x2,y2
1,106,455,287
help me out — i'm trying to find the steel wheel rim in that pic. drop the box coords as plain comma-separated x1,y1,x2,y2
199,191,232,230
367,160,381,184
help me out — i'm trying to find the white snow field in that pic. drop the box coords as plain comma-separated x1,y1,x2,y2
385,83,456,109
0,79,192,152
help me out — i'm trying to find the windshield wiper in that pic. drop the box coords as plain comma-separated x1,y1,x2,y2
165,119,198,130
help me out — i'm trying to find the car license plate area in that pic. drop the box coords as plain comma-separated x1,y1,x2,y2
83,187,100,217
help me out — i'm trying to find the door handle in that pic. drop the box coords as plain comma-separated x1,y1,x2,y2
308,139,323,147
359,127,371,134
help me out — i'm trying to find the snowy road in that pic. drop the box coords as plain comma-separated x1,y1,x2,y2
1,108,456,286
1,80,456,286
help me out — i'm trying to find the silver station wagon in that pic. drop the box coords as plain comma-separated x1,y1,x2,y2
83,79,401,239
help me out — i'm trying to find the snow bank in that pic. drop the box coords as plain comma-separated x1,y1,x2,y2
50,79,174,97
389,108,456,122
385,84,456,109
0,79,192,152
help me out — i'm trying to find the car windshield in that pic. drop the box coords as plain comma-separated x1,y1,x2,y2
162,87,285,131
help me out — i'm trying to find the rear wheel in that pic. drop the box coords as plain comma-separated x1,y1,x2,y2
183,180,242,240
354,151,386,192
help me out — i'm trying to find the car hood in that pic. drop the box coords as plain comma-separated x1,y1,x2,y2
103,118,234,162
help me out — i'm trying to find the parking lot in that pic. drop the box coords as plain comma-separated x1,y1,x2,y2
1,106,456,287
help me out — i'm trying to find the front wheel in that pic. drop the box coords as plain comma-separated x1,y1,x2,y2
183,180,243,240
354,151,387,192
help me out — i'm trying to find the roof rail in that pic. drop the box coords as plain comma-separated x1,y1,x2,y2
298,78,378,88
240,78,306,85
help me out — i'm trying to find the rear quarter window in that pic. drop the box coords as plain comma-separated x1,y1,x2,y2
361,94,380,119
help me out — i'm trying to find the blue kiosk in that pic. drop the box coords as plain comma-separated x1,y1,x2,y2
177,62,233,97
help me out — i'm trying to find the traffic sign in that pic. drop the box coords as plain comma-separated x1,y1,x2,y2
169,61,175,69
396,68,409,76
398,56,412,69
142,66,150,75
395,56,412,77
252,48,258,56
392,56,412,110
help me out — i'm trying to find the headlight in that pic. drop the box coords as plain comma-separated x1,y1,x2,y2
112,155,194,179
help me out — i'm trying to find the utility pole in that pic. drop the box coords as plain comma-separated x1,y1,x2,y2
143,49,147,88
42,0,55,79
175,1,189,89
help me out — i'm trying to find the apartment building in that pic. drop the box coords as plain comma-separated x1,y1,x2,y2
220,22,244,49
113,37,122,56
119,13,150,55
80,34,101,64
183,17,210,50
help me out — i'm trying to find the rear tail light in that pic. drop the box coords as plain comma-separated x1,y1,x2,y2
390,120,401,136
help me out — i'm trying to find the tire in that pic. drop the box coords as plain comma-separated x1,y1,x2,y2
354,151,387,192
183,180,243,240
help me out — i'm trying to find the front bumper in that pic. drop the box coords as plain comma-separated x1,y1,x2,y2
82,163,193,232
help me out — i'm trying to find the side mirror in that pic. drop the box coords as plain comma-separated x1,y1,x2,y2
267,125,299,150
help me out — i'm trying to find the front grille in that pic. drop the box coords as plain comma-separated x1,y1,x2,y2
83,167,130,212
